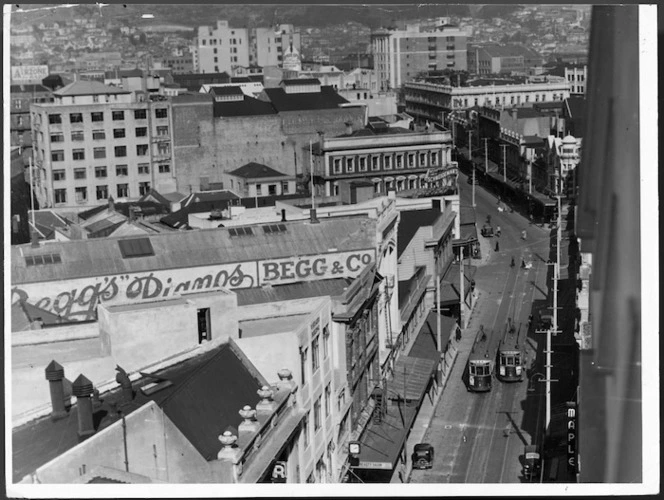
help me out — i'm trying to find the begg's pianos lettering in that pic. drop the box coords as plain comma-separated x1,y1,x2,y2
12,250,376,321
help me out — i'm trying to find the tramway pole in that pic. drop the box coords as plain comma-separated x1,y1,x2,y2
469,129,476,208
460,245,465,328
545,194,562,435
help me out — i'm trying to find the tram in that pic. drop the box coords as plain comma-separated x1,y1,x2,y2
497,320,526,382
466,326,494,392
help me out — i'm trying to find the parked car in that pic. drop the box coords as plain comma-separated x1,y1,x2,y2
412,443,434,469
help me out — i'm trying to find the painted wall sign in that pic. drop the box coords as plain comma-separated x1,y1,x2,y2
12,249,377,322
11,65,49,83
11,261,258,322
567,402,577,473
425,165,459,184
258,250,375,286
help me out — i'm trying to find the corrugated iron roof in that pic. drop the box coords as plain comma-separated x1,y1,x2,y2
236,279,351,306
12,217,377,284
54,81,130,96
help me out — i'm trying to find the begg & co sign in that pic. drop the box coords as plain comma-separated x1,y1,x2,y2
258,250,375,286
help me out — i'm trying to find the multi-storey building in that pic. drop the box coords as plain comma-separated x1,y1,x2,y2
251,24,301,68
467,44,544,76
30,81,176,209
371,22,468,91
195,21,250,74
311,118,453,197
161,49,195,75
10,83,54,161
404,79,571,122
545,63,588,94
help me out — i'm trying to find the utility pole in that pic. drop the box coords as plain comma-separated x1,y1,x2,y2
501,144,508,182
483,138,489,173
545,194,563,435
459,245,465,328
469,129,475,207
435,252,442,350
29,156,36,229
528,159,533,194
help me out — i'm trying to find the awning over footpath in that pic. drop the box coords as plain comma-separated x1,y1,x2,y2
439,263,476,305
354,323,440,471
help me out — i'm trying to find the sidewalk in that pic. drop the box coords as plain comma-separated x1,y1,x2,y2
398,289,484,483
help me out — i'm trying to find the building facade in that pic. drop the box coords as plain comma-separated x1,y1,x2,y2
467,44,544,76
251,24,301,69
195,21,250,74
404,80,572,123
30,81,176,209
311,121,454,197
10,83,54,161
371,23,468,91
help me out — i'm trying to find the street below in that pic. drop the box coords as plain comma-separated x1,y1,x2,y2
411,170,552,483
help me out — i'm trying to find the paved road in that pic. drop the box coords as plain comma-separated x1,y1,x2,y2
411,172,551,483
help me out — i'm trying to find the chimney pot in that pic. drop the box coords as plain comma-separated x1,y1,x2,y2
72,374,95,439
281,209,286,222
108,196,115,212
45,360,68,420
30,231,39,248
309,208,319,224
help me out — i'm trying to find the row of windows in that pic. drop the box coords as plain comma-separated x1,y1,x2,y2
331,150,440,175
50,143,169,161
48,126,168,143
328,175,434,196
300,326,330,386
52,163,170,181
201,37,242,46
53,181,151,204
47,108,168,125
301,382,332,451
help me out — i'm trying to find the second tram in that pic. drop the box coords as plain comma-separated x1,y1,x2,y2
497,320,526,382
466,326,494,392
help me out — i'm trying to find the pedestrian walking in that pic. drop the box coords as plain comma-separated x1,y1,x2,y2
510,256,515,267
496,225,501,237
495,241,500,252
521,259,526,269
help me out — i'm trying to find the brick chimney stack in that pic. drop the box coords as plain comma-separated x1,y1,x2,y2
45,360,68,420
108,196,115,212
72,374,95,440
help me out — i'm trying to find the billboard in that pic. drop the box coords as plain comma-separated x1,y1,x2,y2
11,65,49,83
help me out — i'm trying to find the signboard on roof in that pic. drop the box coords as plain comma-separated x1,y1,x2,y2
12,249,377,322
11,65,49,83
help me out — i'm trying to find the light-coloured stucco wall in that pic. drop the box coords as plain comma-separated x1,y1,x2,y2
98,290,238,373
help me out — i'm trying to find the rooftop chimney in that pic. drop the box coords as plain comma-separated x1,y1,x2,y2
345,121,353,136
108,196,115,212
317,130,325,149
432,199,442,212
72,374,95,440
45,360,68,420
281,209,287,222
30,230,40,248
511,108,518,120
309,208,319,224
115,365,134,406
128,206,136,223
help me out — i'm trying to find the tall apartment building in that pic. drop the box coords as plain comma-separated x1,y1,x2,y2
371,21,468,91
467,44,544,76
195,21,301,74
30,81,175,210
195,21,250,74
251,24,301,69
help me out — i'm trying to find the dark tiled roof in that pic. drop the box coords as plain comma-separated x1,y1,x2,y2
227,162,286,179
210,85,244,96
564,96,586,119
397,209,440,258
282,78,321,86
522,135,545,146
212,95,276,117
230,76,251,83
12,341,266,481
235,279,352,306
78,202,170,221
262,86,348,112
343,126,412,138
180,190,240,208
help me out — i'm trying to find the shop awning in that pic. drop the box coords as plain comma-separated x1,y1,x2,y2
389,355,438,402
408,311,455,361
355,402,419,470
439,263,476,305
